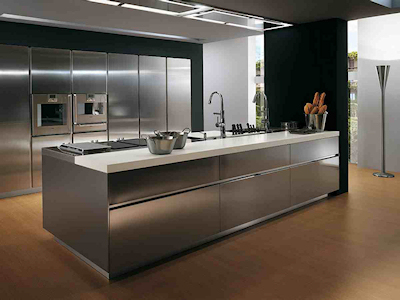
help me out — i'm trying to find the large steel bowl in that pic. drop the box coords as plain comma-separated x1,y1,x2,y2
144,135,177,155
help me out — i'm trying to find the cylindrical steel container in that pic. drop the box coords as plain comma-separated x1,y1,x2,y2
305,112,328,132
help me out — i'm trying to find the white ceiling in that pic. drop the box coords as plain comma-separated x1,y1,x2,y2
0,0,261,44
1,0,400,44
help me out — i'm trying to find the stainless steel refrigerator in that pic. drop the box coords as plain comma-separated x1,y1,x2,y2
31,47,73,188
108,53,139,140
167,58,191,131
139,56,167,135
72,50,108,143
0,45,31,195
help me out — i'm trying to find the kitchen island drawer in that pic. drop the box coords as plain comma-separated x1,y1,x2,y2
290,156,339,206
220,169,291,231
109,185,220,276
108,157,219,205
290,137,339,164
220,145,290,180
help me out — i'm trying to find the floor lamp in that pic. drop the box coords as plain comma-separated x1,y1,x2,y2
373,65,394,178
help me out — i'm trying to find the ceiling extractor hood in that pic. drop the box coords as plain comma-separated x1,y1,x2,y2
371,0,400,8
85,0,292,32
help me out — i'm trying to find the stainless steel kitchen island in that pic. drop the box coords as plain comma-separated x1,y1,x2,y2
42,131,340,279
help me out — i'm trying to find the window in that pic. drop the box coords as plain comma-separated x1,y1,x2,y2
255,35,264,128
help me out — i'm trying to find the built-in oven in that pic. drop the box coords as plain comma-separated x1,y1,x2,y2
73,94,107,126
32,94,72,136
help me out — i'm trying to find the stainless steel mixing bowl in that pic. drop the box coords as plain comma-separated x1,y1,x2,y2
144,134,177,155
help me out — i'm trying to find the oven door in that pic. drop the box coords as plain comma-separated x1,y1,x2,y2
73,94,107,125
32,94,72,136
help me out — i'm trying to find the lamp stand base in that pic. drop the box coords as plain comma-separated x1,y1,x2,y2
373,172,395,178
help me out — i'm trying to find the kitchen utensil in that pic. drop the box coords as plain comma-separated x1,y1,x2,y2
174,128,191,149
281,122,290,131
305,112,328,132
143,134,177,155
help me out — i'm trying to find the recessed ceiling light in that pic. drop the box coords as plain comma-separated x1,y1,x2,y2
87,0,120,6
158,0,196,8
186,16,225,25
226,23,263,31
121,3,178,16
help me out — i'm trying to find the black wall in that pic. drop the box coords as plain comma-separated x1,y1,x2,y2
0,21,204,131
264,18,348,194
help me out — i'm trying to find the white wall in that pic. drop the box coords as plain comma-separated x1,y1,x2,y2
203,37,249,131
358,13,400,172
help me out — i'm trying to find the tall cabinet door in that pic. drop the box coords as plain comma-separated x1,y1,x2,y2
139,56,167,135
72,51,107,94
0,45,31,194
108,54,139,140
31,48,71,94
167,58,191,131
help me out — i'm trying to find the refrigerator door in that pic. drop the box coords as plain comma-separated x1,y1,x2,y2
72,51,107,94
73,131,108,143
0,45,31,194
139,56,167,135
108,54,139,140
32,135,72,188
31,47,71,94
167,58,191,131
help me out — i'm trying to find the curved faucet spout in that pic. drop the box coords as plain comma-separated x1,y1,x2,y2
208,91,226,138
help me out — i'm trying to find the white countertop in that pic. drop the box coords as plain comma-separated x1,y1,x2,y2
74,131,340,173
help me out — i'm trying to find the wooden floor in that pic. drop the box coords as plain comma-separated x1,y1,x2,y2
1,164,400,300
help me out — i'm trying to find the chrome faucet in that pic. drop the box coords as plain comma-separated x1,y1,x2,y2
253,92,270,131
208,91,226,138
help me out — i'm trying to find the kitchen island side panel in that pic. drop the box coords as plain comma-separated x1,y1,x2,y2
42,155,109,272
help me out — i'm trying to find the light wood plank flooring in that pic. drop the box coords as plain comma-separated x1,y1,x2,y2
1,164,400,300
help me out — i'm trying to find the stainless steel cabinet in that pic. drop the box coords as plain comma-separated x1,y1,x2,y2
32,135,72,188
139,56,167,135
167,58,191,131
108,53,139,140
220,145,290,180
108,157,219,205
31,48,71,94
291,137,339,164
109,185,220,276
220,170,291,231
290,156,339,206
72,51,107,94
0,45,31,194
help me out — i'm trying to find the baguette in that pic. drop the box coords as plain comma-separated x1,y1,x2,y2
304,103,313,114
311,106,319,114
319,92,326,107
312,92,320,106
318,105,327,114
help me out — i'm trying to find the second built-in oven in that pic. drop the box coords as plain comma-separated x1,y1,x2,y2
73,94,107,133
32,94,72,136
